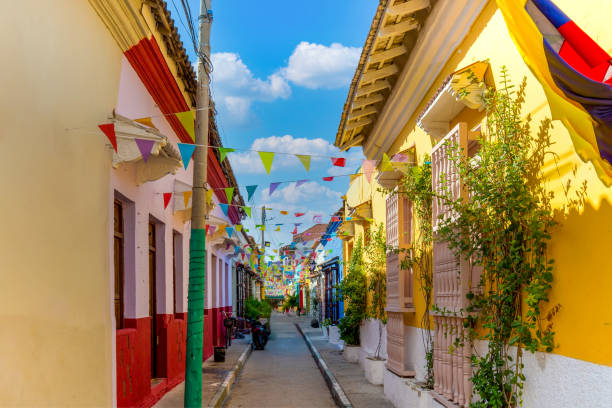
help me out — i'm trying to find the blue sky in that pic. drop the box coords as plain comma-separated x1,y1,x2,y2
170,1,376,254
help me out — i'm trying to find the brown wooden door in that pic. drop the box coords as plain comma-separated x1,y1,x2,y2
113,201,124,329
148,221,157,379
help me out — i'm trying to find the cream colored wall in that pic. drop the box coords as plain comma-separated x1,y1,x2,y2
346,0,612,367
0,0,122,405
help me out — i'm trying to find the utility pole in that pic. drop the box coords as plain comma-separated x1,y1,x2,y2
185,1,212,407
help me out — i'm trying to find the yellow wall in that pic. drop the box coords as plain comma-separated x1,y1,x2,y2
0,0,122,405
345,0,612,367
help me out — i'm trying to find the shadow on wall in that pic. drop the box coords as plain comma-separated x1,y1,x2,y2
547,196,612,366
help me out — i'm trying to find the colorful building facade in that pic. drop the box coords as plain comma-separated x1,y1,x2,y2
2,1,256,406
337,1,612,407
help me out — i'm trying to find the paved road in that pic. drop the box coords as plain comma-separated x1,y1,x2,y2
224,312,336,408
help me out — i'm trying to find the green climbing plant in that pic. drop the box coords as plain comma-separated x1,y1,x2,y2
435,69,586,407
338,236,367,346
365,223,387,360
399,159,435,389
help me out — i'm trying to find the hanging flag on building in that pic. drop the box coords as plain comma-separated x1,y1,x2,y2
497,0,612,185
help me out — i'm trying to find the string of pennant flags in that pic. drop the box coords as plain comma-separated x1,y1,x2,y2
97,120,414,180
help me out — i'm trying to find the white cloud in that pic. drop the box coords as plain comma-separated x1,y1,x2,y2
261,181,341,204
229,134,343,174
211,52,291,123
281,42,361,89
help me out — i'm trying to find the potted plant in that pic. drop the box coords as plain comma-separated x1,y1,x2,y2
310,297,320,328
338,237,366,363
321,318,332,337
364,223,387,385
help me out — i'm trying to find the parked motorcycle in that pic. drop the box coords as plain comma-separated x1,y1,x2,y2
249,318,269,350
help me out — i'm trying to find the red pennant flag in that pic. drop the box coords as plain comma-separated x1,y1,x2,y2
98,123,117,152
205,225,210,235
295,213,305,217
292,226,298,234
331,157,346,167
331,216,340,222
322,176,334,181
163,193,172,209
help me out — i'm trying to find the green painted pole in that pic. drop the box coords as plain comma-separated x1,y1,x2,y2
185,1,212,407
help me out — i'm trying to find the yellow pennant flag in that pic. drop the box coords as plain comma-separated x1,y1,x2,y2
175,110,195,142
183,191,192,208
275,226,280,232
218,224,227,234
225,187,234,204
258,151,275,174
235,225,243,232
206,189,214,206
381,152,394,171
295,154,311,171
280,210,288,215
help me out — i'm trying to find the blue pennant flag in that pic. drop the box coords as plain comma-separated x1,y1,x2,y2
226,226,234,238
246,185,257,201
219,203,229,216
177,143,196,169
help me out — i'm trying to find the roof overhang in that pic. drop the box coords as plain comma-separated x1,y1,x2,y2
335,0,489,159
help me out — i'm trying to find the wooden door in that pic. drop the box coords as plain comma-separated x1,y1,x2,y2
148,221,157,379
113,201,124,329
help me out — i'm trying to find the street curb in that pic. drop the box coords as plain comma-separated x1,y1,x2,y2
295,323,353,408
207,342,253,408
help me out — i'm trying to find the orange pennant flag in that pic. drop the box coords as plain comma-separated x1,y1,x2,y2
134,117,157,129
183,191,192,208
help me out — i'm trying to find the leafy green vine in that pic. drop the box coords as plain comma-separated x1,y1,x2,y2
436,70,585,407
399,160,435,388
365,223,387,360
338,236,367,346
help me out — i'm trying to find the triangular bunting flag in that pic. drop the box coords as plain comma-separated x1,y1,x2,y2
135,138,155,162
224,187,234,204
163,193,172,209
243,206,252,218
269,182,281,195
292,226,298,234
295,155,311,171
331,157,346,167
280,210,288,215
246,185,257,201
322,176,334,181
134,117,157,129
175,110,195,142
275,226,280,232
295,213,305,217
205,225,210,235
177,143,196,169
349,173,361,183
296,179,308,188
363,159,376,183
226,226,234,238
218,224,227,235
206,189,214,206
183,191,192,208
208,225,217,235
236,225,243,232
258,151,275,174
219,203,229,216
381,152,394,171
98,123,117,152
219,147,235,162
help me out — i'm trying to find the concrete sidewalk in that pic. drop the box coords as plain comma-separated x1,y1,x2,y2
154,337,251,408
296,316,394,408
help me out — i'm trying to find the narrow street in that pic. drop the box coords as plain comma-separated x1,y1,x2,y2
224,313,336,408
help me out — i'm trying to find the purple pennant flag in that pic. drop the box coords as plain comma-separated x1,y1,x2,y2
269,182,281,195
313,214,323,223
135,138,155,162
296,179,308,188
392,153,409,162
